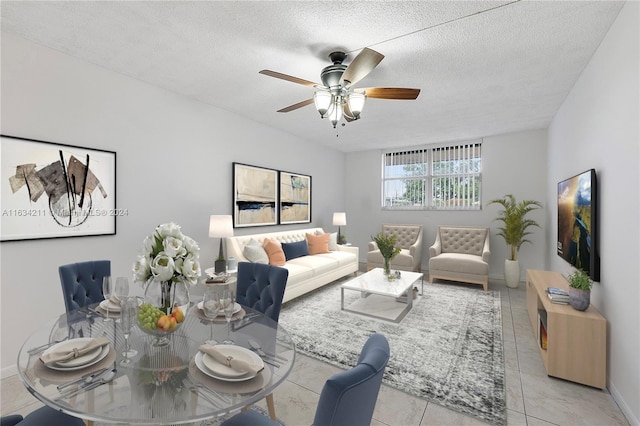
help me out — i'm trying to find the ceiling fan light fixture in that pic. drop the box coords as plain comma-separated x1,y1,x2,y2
346,92,366,119
313,90,332,117
329,97,343,129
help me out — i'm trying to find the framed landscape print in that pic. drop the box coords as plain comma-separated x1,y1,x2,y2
233,162,278,227
279,170,311,224
1,134,117,241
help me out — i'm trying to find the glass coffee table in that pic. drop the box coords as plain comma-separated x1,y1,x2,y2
340,268,423,323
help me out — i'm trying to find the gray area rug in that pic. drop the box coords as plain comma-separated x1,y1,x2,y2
279,280,506,425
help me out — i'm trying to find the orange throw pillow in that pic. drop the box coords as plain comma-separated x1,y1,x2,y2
306,233,330,255
262,238,286,266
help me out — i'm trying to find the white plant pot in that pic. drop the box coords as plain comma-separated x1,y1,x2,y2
504,259,520,288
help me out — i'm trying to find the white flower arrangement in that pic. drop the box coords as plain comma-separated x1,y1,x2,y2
133,222,202,286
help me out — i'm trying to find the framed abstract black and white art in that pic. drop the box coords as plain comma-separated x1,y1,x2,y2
1,134,117,241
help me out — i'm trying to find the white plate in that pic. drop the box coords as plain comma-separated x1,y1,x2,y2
99,299,121,312
44,340,110,371
43,338,101,368
197,301,241,316
201,345,263,378
195,348,263,382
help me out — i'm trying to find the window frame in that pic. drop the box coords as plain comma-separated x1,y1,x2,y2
381,140,482,211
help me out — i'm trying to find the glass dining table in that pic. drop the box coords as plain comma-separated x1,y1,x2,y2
17,301,296,425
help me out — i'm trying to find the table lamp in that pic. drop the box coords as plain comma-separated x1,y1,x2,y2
209,215,234,274
333,212,347,244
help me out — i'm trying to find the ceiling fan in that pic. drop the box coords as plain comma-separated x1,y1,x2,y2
259,48,421,128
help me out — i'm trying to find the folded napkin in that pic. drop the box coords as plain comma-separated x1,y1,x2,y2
108,294,121,306
40,337,110,366
199,344,263,375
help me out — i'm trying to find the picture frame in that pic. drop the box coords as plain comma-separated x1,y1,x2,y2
279,170,311,224
233,162,278,228
1,134,117,241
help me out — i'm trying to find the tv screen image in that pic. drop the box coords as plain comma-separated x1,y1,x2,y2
557,169,600,281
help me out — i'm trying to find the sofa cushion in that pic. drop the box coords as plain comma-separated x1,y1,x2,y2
281,240,309,260
315,250,356,267
262,238,286,266
242,239,269,264
429,252,489,275
280,263,314,286
288,255,339,276
306,233,330,255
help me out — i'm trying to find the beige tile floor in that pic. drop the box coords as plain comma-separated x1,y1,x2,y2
1,276,630,425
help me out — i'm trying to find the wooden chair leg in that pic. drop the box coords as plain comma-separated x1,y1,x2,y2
266,393,276,420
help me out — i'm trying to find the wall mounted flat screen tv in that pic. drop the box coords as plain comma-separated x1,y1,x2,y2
557,169,600,281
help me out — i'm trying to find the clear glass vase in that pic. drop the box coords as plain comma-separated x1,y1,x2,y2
140,280,190,346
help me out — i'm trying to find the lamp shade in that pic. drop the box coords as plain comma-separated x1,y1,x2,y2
332,212,347,226
313,90,332,116
209,215,233,238
347,92,366,118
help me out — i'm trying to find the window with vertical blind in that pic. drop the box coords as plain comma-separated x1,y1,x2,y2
382,140,482,210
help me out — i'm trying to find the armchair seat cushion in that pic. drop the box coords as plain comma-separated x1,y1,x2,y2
367,249,415,269
429,253,489,275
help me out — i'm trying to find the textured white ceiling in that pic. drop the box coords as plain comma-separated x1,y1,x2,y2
1,1,624,152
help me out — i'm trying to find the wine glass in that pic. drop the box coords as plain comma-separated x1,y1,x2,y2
114,277,129,323
102,276,112,319
221,289,235,344
202,288,220,345
120,297,138,364
114,277,130,303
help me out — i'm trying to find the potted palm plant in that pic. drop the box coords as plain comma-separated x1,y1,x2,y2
488,194,543,288
566,269,592,311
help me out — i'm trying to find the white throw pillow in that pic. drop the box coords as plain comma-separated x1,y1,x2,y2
243,239,269,264
328,232,338,251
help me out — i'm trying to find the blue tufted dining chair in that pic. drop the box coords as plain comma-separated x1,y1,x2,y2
234,261,288,420
222,333,390,426
235,261,288,322
1,406,85,426
59,260,111,314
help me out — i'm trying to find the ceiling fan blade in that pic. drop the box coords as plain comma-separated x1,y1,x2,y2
340,48,384,87
360,87,421,100
277,98,314,113
259,70,318,87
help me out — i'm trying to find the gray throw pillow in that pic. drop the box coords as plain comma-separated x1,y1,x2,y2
316,230,338,250
243,239,268,264
328,232,338,251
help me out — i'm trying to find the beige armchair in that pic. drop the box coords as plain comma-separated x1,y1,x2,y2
428,226,490,291
367,224,423,273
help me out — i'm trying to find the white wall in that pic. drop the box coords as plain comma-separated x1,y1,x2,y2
548,2,639,424
344,129,548,280
0,33,345,374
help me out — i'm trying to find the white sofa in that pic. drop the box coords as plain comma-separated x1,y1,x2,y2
226,227,359,303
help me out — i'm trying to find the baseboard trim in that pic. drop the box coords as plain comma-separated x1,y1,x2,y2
1,364,18,380
609,381,639,426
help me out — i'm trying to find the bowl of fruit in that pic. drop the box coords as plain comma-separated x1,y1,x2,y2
137,280,190,346
137,303,187,346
